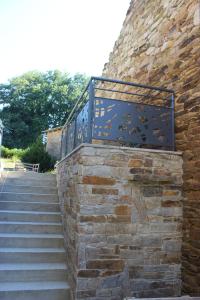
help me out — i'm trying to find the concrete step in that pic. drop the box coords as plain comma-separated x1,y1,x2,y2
0,210,61,222
2,167,15,171
0,233,64,248
0,221,62,234
1,171,56,180
0,184,57,194
0,248,66,263
0,263,68,282
0,281,71,300
2,178,57,187
0,172,71,299
0,200,60,212
0,192,58,202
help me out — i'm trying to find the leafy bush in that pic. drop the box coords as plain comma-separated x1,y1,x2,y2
1,137,56,172
1,146,26,160
21,137,56,172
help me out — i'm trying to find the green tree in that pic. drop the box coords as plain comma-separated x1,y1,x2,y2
21,136,55,172
0,71,88,148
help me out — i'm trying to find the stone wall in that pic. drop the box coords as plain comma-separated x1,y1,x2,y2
46,127,62,160
102,0,200,294
56,144,183,300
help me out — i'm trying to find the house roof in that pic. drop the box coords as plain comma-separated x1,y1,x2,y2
43,126,63,133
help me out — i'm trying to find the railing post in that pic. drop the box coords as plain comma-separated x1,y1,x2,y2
60,130,64,159
171,93,175,151
65,125,69,156
73,118,77,149
61,127,65,158
87,79,95,143
61,128,67,159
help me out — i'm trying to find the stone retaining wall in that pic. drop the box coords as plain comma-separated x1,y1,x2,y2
102,0,200,294
56,144,183,300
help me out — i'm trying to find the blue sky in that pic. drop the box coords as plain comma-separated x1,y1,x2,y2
0,0,130,83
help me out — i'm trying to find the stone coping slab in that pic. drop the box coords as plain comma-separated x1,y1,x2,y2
56,143,182,166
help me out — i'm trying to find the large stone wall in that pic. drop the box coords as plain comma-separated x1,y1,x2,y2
102,0,200,295
57,144,183,300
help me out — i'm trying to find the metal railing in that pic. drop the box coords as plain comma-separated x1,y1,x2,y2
61,77,175,158
15,162,40,172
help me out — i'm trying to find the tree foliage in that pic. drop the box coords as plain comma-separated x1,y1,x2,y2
0,71,88,148
1,146,26,160
21,136,55,172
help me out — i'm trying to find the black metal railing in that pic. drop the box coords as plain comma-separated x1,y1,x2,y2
61,77,175,158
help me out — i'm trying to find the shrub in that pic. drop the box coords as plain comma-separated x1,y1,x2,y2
21,137,56,172
1,146,26,160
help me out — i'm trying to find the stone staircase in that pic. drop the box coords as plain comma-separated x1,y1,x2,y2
0,171,71,300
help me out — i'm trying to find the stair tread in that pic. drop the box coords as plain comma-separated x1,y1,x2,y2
1,171,55,176
0,281,69,291
0,263,67,270
0,192,57,196
3,178,56,182
3,181,57,187
0,184,57,188
0,248,65,253
0,202,59,208
0,210,60,215
0,221,62,225
0,200,58,204
0,233,63,238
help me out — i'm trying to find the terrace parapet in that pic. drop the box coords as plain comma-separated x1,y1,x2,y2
56,143,183,300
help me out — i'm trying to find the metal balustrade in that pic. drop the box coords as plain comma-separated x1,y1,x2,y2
15,162,40,172
61,77,175,158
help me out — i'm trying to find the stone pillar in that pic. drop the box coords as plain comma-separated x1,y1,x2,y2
56,144,183,300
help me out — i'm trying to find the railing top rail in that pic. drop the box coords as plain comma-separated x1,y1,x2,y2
95,87,172,102
15,162,39,166
91,76,174,94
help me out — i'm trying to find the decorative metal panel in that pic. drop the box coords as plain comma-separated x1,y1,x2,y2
61,77,174,157
66,121,75,154
61,127,68,158
93,97,173,149
75,101,90,146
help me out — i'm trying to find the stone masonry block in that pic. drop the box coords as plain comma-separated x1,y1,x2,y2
82,176,116,186
86,259,124,271
56,144,183,299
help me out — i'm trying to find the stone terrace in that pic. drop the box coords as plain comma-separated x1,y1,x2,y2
56,143,183,299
